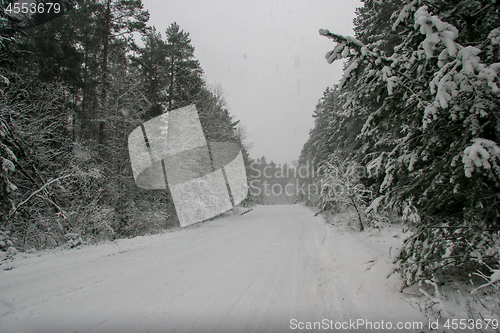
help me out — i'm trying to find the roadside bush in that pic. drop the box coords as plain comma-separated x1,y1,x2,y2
316,155,371,231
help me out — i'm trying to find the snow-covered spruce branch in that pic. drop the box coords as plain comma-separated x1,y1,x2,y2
320,29,385,90
320,29,433,94
322,3,500,139
319,28,391,65
462,138,500,180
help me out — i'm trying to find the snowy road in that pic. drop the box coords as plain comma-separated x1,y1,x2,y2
1,205,425,332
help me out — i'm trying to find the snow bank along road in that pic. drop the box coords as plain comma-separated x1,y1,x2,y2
1,205,425,332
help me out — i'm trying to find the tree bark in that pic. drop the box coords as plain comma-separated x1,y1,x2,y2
98,0,112,149
81,31,89,138
350,197,364,232
168,41,174,111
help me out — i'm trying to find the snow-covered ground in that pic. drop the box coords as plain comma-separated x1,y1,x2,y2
0,205,427,332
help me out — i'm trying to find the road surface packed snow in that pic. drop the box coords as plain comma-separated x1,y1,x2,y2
1,205,426,332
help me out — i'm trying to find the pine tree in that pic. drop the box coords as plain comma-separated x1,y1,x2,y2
96,0,149,150
197,86,239,143
0,2,252,250
134,27,169,120
165,22,204,111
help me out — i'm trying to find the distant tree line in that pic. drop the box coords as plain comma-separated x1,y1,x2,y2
0,0,250,253
247,157,300,205
300,0,500,287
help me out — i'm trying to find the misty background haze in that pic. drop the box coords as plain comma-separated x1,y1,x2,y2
141,0,361,165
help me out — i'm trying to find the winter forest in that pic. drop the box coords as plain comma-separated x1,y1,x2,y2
1,0,500,330
301,0,500,288
0,0,251,248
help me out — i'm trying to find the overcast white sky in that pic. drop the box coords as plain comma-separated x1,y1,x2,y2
141,0,361,165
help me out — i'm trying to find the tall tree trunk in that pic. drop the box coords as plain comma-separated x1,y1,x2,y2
350,197,364,232
168,41,174,112
99,0,111,149
72,94,77,141
81,32,89,138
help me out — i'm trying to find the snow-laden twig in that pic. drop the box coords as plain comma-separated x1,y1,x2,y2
472,257,500,294
9,172,74,217
419,278,451,319
392,0,418,31
471,269,500,294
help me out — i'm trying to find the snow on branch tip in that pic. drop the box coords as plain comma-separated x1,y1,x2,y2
319,29,366,65
319,29,363,48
